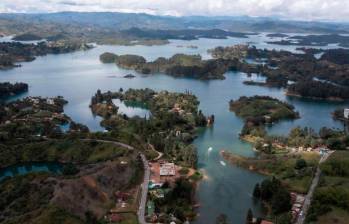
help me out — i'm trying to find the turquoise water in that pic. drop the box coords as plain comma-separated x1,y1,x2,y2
0,35,347,223
112,99,151,118
0,162,62,182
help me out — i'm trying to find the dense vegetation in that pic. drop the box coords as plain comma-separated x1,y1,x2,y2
208,45,349,99
306,151,349,224
0,82,28,99
253,126,349,155
287,80,349,100
229,96,299,137
100,52,241,79
12,33,43,41
90,88,209,167
0,149,142,224
252,177,292,223
230,96,299,122
151,178,196,222
0,139,130,168
222,151,319,193
121,27,250,40
0,96,83,141
0,93,146,223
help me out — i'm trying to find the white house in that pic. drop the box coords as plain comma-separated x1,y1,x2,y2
344,109,349,119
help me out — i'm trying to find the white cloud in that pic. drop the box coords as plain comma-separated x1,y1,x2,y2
0,0,349,21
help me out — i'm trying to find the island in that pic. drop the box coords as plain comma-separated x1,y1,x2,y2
229,95,299,138
209,45,349,100
266,33,289,38
100,45,349,95
12,33,43,41
100,50,263,80
267,34,349,48
0,41,93,70
286,80,349,101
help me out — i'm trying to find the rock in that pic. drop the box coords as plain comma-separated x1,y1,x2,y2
124,74,136,79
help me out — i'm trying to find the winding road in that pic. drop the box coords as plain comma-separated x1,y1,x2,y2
295,151,333,224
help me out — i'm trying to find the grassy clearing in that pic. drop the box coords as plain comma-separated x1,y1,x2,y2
0,139,130,168
316,207,349,224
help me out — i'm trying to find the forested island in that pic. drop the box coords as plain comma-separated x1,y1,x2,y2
0,41,92,70
210,45,349,100
287,80,349,101
100,51,261,80
12,33,43,41
229,96,299,137
267,34,349,48
90,88,211,167
100,45,349,98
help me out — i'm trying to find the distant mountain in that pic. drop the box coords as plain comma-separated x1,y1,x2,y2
0,12,348,34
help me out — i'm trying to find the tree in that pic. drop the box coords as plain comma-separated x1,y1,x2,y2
62,163,79,175
295,159,307,170
271,188,291,214
253,183,261,198
85,210,98,224
246,208,253,224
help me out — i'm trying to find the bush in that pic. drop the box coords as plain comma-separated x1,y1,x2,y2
295,159,307,170
62,163,79,176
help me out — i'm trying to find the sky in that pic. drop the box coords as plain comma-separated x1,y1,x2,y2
0,0,349,22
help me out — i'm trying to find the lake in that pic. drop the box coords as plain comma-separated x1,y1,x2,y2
0,162,62,182
0,33,347,223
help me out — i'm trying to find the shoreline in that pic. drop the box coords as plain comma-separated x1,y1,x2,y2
285,91,346,102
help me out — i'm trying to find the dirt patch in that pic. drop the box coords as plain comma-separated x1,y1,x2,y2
51,158,139,220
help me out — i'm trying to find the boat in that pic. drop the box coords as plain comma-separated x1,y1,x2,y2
220,161,226,166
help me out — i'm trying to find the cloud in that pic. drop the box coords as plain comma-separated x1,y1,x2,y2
0,0,349,21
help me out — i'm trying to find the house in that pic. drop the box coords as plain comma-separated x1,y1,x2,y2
344,109,349,119
46,98,55,105
160,162,176,176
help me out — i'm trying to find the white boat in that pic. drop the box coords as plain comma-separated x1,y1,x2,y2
220,161,226,166
208,147,213,152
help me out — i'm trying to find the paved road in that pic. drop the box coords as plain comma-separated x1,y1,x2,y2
81,138,135,150
138,154,150,224
81,139,150,224
295,151,333,224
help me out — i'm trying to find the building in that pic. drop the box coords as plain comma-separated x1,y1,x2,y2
160,162,176,176
344,109,349,119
